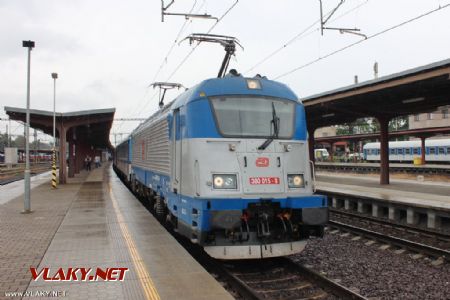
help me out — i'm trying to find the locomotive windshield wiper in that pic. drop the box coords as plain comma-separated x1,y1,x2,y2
258,102,280,150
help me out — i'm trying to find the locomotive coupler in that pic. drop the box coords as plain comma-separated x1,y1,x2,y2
257,213,271,237
277,213,287,237
287,219,294,237
239,216,250,242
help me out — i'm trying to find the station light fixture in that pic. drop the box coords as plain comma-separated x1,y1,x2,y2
321,113,335,118
22,40,35,48
402,97,425,104
22,40,35,213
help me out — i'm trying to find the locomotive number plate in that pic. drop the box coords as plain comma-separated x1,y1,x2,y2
249,177,280,185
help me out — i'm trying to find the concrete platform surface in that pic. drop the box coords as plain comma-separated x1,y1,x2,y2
316,161,450,170
1,165,233,300
0,171,53,205
316,173,450,211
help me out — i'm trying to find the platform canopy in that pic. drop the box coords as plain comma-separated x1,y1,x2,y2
301,58,450,185
302,58,450,129
5,107,115,149
5,106,115,183
315,126,450,144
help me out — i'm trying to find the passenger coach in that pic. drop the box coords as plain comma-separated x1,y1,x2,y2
363,139,450,163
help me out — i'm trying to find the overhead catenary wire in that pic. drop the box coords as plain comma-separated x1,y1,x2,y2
114,0,201,134
274,2,450,80
164,0,239,82
244,0,369,75
129,0,238,125
120,0,239,127
151,0,200,83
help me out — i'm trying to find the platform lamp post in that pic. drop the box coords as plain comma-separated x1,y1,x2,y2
51,72,58,189
22,40,35,214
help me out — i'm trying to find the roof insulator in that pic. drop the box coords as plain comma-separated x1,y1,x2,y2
228,69,241,77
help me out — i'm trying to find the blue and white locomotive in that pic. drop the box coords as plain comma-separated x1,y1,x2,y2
114,72,328,259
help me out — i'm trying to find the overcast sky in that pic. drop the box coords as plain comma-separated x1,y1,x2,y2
1,0,449,144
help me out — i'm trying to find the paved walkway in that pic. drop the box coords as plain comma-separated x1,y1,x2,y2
0,170,90,299
317,173,450,196
1,165,232,300
316,173,450,211
0,171,54,205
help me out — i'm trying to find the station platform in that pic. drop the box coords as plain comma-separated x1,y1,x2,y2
316,173,450,212
315,162,450,171
0,164,232,300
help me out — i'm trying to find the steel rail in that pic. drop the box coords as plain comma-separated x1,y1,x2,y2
330,208,450,240
329,220,450,261
0,166,52,185
117,167,369,299
281,258,369,300
213,257,368,300
205,259,261,300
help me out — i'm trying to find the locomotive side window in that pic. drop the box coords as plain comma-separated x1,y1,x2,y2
210,96,295,138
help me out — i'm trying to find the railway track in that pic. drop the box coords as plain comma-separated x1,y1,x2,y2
214,257,368,300
0,165,52,185
122,170,368,300
328,220,450,262
330,208,450,239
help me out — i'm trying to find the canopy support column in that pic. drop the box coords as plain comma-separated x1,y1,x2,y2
377,117,390,185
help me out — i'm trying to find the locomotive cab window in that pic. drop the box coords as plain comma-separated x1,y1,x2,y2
210,96,295,138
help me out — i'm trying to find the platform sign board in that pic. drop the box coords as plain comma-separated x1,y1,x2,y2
5,147,18,164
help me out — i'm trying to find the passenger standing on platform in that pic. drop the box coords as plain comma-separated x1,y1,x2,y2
87,156,92,171
84,156,89,171
94,156,100,168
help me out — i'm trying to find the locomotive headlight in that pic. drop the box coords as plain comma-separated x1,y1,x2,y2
246,79,261,90
214,176,224,187
287,174,305,188
213,174,237,189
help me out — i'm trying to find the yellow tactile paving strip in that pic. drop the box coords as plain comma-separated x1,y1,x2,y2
109,183,160,300
19,165,232,300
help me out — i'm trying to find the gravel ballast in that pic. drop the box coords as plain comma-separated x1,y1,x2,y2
291,233,450,299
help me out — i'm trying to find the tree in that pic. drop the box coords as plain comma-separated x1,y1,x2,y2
336,116,409,136
336,118,378,135
14,135,26,148
389,116,408,131
0,133,9,152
